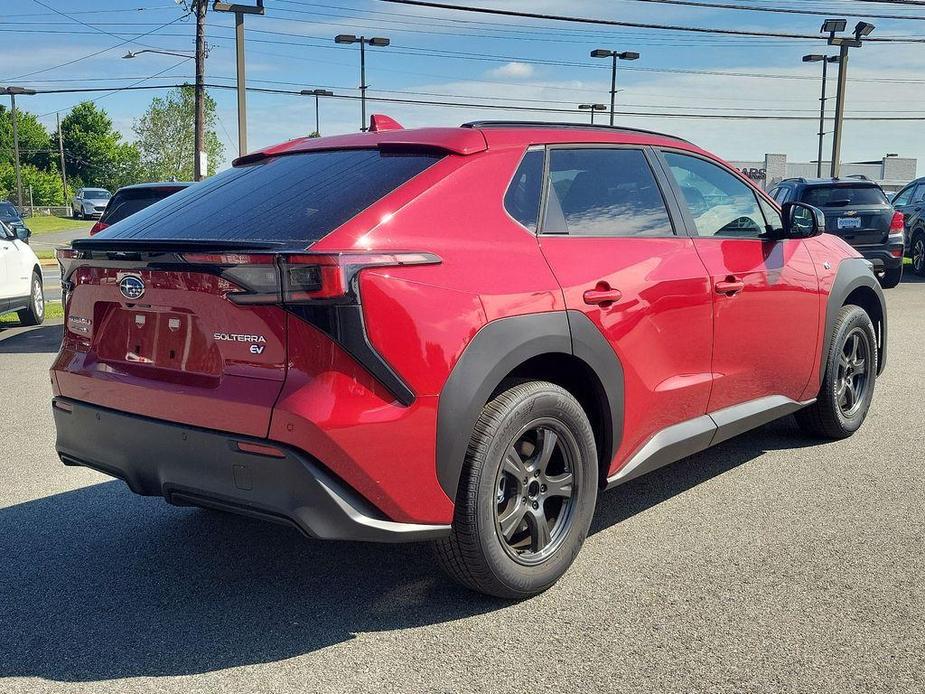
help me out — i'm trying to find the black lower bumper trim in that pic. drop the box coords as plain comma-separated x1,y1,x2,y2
53,398,450,543
858,246,904,270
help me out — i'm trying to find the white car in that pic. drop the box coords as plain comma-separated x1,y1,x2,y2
0,220,44,325
72,188,111,220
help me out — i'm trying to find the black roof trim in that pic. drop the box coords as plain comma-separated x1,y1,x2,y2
461,120,693,144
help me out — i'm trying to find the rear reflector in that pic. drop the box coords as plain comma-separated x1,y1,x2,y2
235,441,287,458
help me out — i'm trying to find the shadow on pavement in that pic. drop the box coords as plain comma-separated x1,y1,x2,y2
0,323,63,354
0,417,820,682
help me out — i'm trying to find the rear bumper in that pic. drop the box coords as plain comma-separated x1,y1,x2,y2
52,397,450,543
856,245,904,270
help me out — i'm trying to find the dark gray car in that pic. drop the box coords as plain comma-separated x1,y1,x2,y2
890,176,925,276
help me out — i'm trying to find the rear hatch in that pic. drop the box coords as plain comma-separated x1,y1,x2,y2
799,182,893,246
53,147,445,437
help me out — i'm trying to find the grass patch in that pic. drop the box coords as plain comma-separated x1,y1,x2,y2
34,249,56,261
0,301,64,325
25,215,91,235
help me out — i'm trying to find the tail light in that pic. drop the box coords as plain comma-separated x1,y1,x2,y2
89,221,108,235
181,251,440,305
890,211,905,235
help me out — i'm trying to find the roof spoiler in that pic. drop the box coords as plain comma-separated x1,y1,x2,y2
369,114,403,132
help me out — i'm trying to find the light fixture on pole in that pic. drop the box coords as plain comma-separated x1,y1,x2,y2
802,54,840,178
1,86,36,208
300,89,335,136
335,34,390,131
822,18,874,178
123,49,195,60
578,103,607,125
590,49,639,126
213,1,265,158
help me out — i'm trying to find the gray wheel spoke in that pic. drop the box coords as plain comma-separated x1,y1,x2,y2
853,358,866,373
498,502,526,541
849,334,860,361
501,446,526,479
544,472,573,499
534,429,558,474
530,510,552,552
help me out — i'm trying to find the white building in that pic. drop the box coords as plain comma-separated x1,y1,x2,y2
726,154,917,193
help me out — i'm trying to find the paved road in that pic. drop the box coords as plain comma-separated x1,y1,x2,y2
28,225,92,253
42,266,61,303
1,281,923,693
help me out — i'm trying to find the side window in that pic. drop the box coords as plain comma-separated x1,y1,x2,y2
542,148,674,237
663,152,766,238
892,185,913,207
775,187,791,204
503,149,544,232
911,184,925,205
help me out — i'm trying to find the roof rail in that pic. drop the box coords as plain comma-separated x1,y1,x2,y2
845,174,871,181
461,120,693,144
781,177,806,183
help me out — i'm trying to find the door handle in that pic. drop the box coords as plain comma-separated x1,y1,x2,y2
715,277,745,296
583,285,623,306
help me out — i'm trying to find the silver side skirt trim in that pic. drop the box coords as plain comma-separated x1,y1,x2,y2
605,395,815,489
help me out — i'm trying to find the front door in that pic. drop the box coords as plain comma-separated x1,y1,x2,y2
657,150,820,412
536,146,714,473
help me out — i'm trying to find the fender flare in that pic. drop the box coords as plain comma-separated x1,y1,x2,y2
820,258,887,387
435,310,624,500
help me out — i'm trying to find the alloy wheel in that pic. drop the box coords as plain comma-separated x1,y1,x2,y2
836,327,870,417
493,420,579,566
913,236,925,274
32,276,44,320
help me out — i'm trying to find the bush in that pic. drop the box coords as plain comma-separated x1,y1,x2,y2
0,162,66,205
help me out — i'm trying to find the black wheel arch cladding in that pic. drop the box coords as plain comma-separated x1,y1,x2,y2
435,310,624,500
823,258,887,384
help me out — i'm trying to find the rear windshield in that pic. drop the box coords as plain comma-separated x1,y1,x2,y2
101,187,187,225
801,185,888,207
96,149,444,245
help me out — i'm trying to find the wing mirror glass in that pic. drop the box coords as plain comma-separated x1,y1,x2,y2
780,201,824,239
15,226,31,243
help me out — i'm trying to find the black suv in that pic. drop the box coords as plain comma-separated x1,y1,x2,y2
889,176,925,277
768,178,905,288
0,200,31,242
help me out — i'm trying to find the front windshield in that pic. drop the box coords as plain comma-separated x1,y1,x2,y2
84,190,111,200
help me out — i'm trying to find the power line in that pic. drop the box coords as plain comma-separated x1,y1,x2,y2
614,0,925,21
375,0,925,43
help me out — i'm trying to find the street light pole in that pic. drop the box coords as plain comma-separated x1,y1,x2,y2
213,1,265,159
822,19,874,178
590,49,639,126
1,86,36,207
300,89,334,136
335,34,390,132
578,103,606,125
803,54,839,178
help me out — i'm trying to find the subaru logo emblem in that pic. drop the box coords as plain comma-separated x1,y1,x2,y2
119,275,145,300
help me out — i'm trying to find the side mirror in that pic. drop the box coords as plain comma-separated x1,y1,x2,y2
781,201,825,239
15,226,31,243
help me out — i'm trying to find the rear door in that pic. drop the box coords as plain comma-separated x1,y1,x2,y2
535,146,714,473
657,150,819,412
800,183,893,247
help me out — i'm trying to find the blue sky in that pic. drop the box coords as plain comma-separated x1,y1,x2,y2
2,0,924,172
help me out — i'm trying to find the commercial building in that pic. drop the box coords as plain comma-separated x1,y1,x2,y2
726,154,917,193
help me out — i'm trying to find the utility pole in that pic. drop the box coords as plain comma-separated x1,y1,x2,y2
1,86,36,207
823,19,874,178
802,54,839,178
214,1,265,157
590,49,639,127
335,35,390,131
56,112,68,204
194,0,207,180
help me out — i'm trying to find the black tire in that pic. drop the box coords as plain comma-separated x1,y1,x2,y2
879,265,902,289
911,230,925,277
434,381,598,599
16,270,45,326
796,304,877,440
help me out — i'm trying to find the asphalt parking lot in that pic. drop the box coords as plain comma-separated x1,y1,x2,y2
1,280,923,694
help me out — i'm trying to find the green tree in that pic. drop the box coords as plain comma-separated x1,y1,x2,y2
57,101,141,191
0,105,52,170
0,162,66,205
133,84,224,180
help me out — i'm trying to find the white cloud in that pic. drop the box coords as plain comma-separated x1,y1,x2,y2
488,62,535,79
